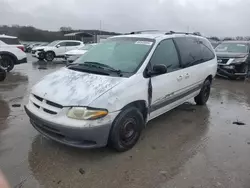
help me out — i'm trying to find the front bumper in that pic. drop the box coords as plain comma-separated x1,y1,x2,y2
217,64,248,78
16,57,27,64
32,51,45,59
25,106,112,148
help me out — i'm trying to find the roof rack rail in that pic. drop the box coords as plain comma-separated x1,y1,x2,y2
130,30,163,34
165,31,200,36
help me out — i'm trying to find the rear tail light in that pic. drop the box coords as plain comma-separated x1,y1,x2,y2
17,46,25,52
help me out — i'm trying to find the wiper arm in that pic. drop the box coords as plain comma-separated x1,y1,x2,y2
84,61,123,75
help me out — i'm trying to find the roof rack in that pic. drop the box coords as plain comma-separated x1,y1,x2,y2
165,31,200,36
130,30,164,34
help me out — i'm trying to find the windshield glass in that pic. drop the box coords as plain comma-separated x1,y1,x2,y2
74,37,154,73
47,41,60,47
79,44,96,50
215,43,249,53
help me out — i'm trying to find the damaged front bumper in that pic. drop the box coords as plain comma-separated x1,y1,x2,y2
217,64,248,79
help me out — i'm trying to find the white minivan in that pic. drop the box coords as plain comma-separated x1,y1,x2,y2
25,32,217,152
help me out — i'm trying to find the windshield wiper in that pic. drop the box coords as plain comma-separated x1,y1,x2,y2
83,61,123,76
67,64,110,75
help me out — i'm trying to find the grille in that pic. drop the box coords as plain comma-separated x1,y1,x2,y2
218,58,229,64
30,94,63,115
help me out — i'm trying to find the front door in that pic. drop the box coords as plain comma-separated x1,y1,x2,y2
149,39,185,120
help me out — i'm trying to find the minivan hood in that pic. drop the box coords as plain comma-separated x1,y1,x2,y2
32,68,125,106
216,52,248,58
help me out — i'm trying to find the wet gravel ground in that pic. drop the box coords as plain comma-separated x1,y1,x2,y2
1,55,250,188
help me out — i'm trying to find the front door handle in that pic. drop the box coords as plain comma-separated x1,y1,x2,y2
177,75,183,81
185,73,190,79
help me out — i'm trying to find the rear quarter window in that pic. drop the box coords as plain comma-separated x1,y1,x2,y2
174,37,215,68
67,42,81,46
199,38,215,61
0,37,21,45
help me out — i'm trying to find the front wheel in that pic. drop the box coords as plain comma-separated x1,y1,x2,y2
38,57,44,61
109,107,144,152
194,80,211,105
0,55,15,72
45,52,55,62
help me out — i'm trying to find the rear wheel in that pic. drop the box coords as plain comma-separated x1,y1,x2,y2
45,52,55,62
0,55,15,72
109,107,144,152
194,79,211,105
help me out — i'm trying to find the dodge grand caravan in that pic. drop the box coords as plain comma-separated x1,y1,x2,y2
25,31,217,152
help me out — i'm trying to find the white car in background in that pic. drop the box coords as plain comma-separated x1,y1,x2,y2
65,43,97,63
32,40,84,61
0,35,27,72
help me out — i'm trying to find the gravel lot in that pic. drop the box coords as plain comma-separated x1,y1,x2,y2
1,54,250,188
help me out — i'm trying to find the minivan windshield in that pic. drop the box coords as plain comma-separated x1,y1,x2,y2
215,43,249,53
74,37,154,73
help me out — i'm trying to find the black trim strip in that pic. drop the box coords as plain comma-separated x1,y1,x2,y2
149,84,202,113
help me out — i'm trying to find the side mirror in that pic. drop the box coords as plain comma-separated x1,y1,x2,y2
56,44,61,48
147,64,167,77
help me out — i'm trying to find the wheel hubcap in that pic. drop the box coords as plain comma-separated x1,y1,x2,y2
0,59,10,70
120,118,137,145
46,53,53,61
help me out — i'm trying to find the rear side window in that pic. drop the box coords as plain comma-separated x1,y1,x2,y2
67,42,81,46
150,39,180,72
58,42,67,47
0,37,20,45
174,37,214,68
199,38,215,61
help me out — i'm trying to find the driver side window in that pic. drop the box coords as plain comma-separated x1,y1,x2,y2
150,39,180,72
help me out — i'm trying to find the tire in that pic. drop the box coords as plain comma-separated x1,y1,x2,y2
45,51,55,62
0,68,6,81
0,55,15,72
194,79,211,105
38,58,44,61
109,107,144,152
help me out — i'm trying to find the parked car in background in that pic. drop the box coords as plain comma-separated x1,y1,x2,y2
216,41,250,79
209,40,220,48
65,43,97,63
0,37,27,72
25,43,41,53
0,34,25,52
25,31,217,152
31,42,48,52
32,40,84,61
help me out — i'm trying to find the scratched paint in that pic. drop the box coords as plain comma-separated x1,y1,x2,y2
31,67,125,106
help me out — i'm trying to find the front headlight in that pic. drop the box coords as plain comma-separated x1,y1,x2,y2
67,107,108,120
232,57,247,64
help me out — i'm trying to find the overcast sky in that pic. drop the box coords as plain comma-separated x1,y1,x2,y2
0,0,249,36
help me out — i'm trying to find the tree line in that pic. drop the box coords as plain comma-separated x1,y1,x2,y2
0,25,249,42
